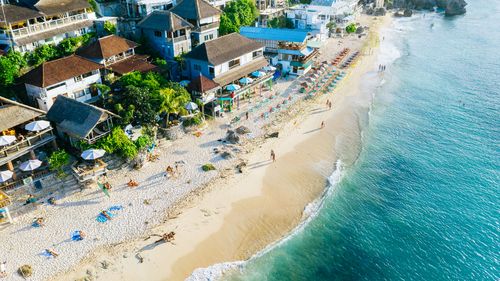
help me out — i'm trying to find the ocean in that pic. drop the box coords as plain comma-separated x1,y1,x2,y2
190,1,500,280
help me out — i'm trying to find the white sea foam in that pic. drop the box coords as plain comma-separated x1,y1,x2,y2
186,160,345,281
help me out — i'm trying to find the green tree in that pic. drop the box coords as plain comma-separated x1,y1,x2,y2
121,85,158,124
346,23,357,34
219,0,258,35
267,16,294,29
326,21,337,35
26,44,59,66
103,21,117,35
96,127,138,159
0,51,27,95
48,150,71,177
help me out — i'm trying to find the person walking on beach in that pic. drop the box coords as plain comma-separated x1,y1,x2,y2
328,100,332,110
321,121,325,129
270,150,276,162
246,111,249,120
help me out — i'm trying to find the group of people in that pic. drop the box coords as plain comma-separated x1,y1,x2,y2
326,100,333,110
165,164,180,179
378,64,387,71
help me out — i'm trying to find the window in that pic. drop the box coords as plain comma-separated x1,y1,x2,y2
73,89,87,99
228,58,240,69
204,35,209,41
193,64,201,71
208,66,215,76
252,50,263,58
154,30,162,37
204,34,214,41
46,82,65,91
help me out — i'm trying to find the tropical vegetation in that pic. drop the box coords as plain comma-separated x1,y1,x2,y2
48,150,71,177
346,23,357,34
219,0,259,35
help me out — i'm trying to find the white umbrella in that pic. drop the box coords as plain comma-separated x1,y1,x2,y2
81,149,106,160
185,102,198,111
0,135,16,146
25,120,50,132
0,170,13,183
20,159,42,171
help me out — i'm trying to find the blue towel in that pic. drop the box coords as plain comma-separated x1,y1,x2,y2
71,231,83,241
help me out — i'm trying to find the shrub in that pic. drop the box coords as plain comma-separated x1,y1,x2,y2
96,127,138,159
202,163,216,171
104,21,117,35
182,115,203,127
135,135,152,150
346,23,357,34
48,150,70,177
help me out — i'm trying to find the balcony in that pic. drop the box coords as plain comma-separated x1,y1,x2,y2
8,13,92,39
193,22,220,33
167,35,189,43
71,159,107,183
0,128,55,167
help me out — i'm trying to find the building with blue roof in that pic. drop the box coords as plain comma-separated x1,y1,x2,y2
240,26,318,76
240,26,311,53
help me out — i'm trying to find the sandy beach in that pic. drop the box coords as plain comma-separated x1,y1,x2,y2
52,15,392,281
0,14,390,281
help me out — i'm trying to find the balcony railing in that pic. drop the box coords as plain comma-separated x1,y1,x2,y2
71,159,107,183
0,128,54,164
193,22,220,33
167,35,189,43
8,13,90,38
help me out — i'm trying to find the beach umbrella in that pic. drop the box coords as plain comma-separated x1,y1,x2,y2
263,66,276,71
0,135,16,146
225,84,241,92
179,80,190,87
251,71,265,78
20,159,42,171
24,120,50,132
0,170,13,183
239,77,253,85
185,102,198,111
81,149,106,160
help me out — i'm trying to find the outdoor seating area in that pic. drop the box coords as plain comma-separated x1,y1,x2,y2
71,159,108,184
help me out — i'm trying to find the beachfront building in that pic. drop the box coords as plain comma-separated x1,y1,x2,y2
123,0,175,19
77,35,158,76
23,55,104,111
170,0,221,47
184,33,272,111
46,96,118,147
286,0,360,39
137,11,193,60
186,73,221,116
256,0,286,27
0,97,57,192
0,0,96,53
239,26,318,76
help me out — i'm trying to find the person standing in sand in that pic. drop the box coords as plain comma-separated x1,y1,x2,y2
270,150,276,162
321,121,325,129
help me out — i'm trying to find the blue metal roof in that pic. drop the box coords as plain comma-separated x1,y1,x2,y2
240,27,309,43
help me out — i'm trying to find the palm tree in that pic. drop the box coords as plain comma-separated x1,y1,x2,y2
157,88,182,127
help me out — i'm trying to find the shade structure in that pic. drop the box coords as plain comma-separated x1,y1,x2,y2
239,77,254,85
180,80,190,87
225,84,241,92
0,170,13,183
185,102,198,111
81,149,106,160
263,65,276,71
25,120,50,132
20,159,42,171
251,71,265,78
0,135,16,146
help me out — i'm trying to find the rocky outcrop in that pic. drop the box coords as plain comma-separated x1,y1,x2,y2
445,0,467,16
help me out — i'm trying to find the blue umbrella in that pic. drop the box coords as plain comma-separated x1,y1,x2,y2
251,71,265,78
239,77,253,84
180,80,190,87
225,84,241,91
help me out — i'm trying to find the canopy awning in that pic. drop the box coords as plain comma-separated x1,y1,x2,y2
213,57,268,86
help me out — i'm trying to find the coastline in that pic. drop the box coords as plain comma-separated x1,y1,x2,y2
55,15,392,281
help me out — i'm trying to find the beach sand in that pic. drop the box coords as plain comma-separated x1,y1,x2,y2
57,14,391,281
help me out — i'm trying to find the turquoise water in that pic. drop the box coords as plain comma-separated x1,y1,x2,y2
220,2,500,281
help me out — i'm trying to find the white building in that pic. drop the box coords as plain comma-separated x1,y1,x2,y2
287,0,360,39
0,0,96,53
124,0,176,19
23,55,103,111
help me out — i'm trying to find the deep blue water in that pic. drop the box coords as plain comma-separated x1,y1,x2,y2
222,1,500,280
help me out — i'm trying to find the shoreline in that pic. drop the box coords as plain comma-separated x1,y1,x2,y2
55,14,391,281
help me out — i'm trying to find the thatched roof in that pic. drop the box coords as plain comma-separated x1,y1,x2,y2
23,55,103,88
0,96,45,132
46,96,118,139
137,11,193,32
185,33,263,66
77,35,139,60
170,0,221,21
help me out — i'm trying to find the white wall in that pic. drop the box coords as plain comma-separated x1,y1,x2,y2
25,70,102,111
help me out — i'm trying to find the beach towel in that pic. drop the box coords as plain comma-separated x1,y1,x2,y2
96,205,123,223
71,231,84,241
